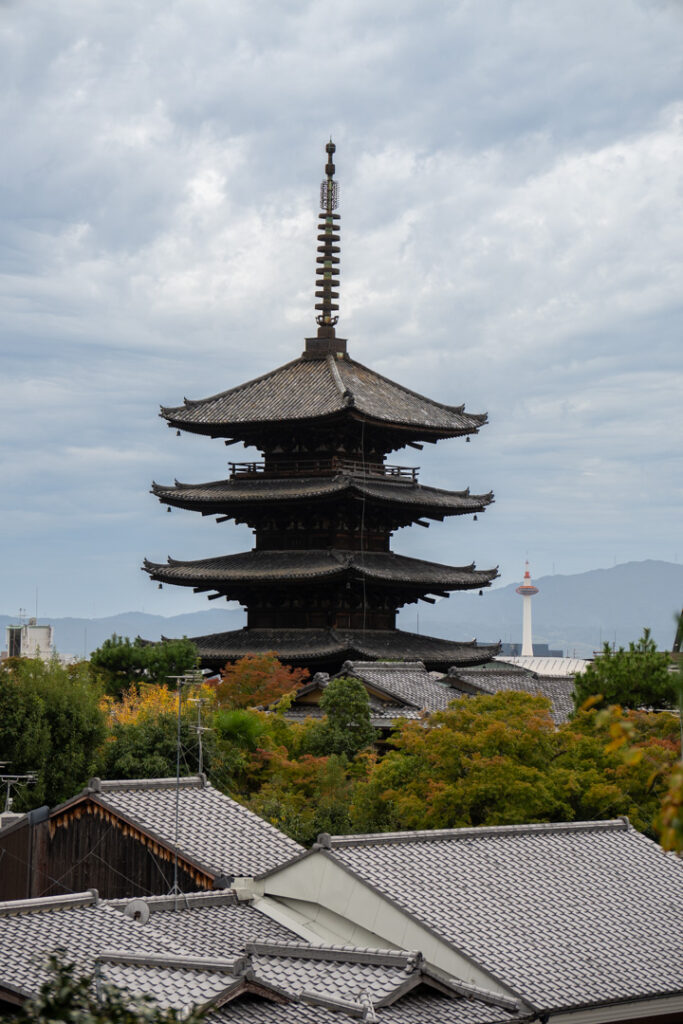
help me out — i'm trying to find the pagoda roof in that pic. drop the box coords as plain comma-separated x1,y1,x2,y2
143,550,498,591
161,353,487,440
177,626,500,672
152,475,494,517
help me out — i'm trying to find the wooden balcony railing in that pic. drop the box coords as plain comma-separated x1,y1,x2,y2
228,457,419,483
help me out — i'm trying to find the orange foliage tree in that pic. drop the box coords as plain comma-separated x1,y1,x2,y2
214,653,309,709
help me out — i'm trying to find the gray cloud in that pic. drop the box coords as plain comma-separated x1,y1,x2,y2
1,0,681,622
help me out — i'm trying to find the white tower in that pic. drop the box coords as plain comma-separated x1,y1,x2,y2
515,562,538,657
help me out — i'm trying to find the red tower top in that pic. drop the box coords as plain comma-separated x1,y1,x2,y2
516,562,539,597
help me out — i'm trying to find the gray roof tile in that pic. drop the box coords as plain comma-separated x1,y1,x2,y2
0,891,517,1024
334,661,458,713
323,820,683,1010
88,776,302,878
106,891,299,957
0,895,171,998
448,666,575,723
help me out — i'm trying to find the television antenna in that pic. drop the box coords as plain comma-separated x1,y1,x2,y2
188,696,212,776
1,771,38,813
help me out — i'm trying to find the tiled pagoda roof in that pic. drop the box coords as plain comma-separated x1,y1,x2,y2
152,475,494,518
144,550,498,591
161,353,487,440
179,627,500,671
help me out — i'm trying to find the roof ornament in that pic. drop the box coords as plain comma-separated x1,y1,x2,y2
315,139,341,337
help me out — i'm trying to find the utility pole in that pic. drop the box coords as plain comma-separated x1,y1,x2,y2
167,670,203,905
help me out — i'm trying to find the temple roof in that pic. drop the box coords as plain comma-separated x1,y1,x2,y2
178,627,500,671
152,475,493,517
144,550,498,591
161,353,487,440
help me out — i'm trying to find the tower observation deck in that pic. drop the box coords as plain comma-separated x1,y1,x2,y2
516,562,539,657
144,142,500,673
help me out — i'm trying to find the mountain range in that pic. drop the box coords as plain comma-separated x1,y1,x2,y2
1,560,681,660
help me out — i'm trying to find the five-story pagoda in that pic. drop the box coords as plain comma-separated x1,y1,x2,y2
144,142,499,673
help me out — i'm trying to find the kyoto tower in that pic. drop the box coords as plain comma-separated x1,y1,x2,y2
515,562,539,657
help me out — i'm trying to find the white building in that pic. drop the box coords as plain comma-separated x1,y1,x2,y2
3,619,54,663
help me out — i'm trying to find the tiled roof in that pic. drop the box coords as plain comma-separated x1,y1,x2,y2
152,475,493,517
161,354,487,439
283,702,425,727
334,661,457,712
0,893,169,999
106,891,298,957
186,627,500,671
144,550,498,591
319,820,683,1011
447,666,576,724
495,656,589,676
0,891,519,1024
80,776,302,879
210,990,516,1024
99,958,241,1013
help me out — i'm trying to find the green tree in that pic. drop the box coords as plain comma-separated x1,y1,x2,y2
210,708,271,794
12,954,204,1024
97,714,205,780
573,629,675,711
350,692,679,837
89,635,198,697
0,659,106,810
304,677,377,758
248,752,359,845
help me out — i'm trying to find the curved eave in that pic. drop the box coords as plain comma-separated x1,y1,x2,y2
175,627,500,671
161,407,485,443
151,477,495,518
143,551,499,592
159,354,487,441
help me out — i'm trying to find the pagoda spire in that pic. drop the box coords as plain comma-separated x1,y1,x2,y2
314,139,341,338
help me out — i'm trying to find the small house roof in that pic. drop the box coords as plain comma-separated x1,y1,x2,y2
312,819,683,1012
494,655,589,676
0,888,519,1024
53,776,303,881
333,661,458,713
447,665,576,724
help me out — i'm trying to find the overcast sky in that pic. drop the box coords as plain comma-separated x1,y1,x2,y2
1,0,682,626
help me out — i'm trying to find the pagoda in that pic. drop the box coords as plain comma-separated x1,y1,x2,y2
144,142,499,673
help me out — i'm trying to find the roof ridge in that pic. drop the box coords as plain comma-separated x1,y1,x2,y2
96,951,245,974
326,353,352,403
0,890,99,916
104,891,239,910
246,941,417,967
344,661,427,671
89,776,204,793
421,964,522,1011
338,355,486,423
317,818,631,848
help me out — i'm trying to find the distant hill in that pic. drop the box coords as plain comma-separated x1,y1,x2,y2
2,561,681,660
398,559,683,658
0,608,244,659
